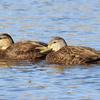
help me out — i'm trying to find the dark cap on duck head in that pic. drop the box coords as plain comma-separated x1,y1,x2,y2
48,36,67,51
0,33,14,43
49,36,67,45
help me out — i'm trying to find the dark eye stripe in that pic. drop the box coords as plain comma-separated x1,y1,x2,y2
0,37,6,39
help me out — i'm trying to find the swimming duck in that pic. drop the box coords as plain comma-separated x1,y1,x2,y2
0,33,48,62
43,37,100,66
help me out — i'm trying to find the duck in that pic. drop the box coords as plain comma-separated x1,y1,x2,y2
0,33,48,62
42,37,100,66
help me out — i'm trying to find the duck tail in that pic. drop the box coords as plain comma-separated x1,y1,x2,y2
85,56,100,64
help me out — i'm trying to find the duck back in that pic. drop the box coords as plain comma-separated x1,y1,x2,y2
46,46,100,65
5,42,45,61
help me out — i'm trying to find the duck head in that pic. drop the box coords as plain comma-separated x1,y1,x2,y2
48,37,67,51
40,37,67,54
0,33,14,50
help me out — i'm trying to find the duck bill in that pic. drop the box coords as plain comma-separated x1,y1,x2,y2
40,47,52,54
36,46,52,54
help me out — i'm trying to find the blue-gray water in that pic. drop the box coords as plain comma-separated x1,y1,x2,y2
0,0,100,100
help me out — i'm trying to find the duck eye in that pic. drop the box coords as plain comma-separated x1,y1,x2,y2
53,41,56,43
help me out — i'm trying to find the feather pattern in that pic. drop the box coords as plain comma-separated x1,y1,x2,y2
5,42,47,61
46,46,100,65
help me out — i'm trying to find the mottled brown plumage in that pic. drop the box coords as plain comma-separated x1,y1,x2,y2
5,42,47,61
45,37,100,66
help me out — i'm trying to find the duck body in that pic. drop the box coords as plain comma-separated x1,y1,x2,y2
44,37,100,66
46,46,100,65
4,41,47,62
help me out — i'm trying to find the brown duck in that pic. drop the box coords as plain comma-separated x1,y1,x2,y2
0,33,48,62
43,37,100,66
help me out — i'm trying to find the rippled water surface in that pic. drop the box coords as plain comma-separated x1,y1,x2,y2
0,0,100,100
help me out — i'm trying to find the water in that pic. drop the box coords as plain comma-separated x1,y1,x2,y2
0,0,100,100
